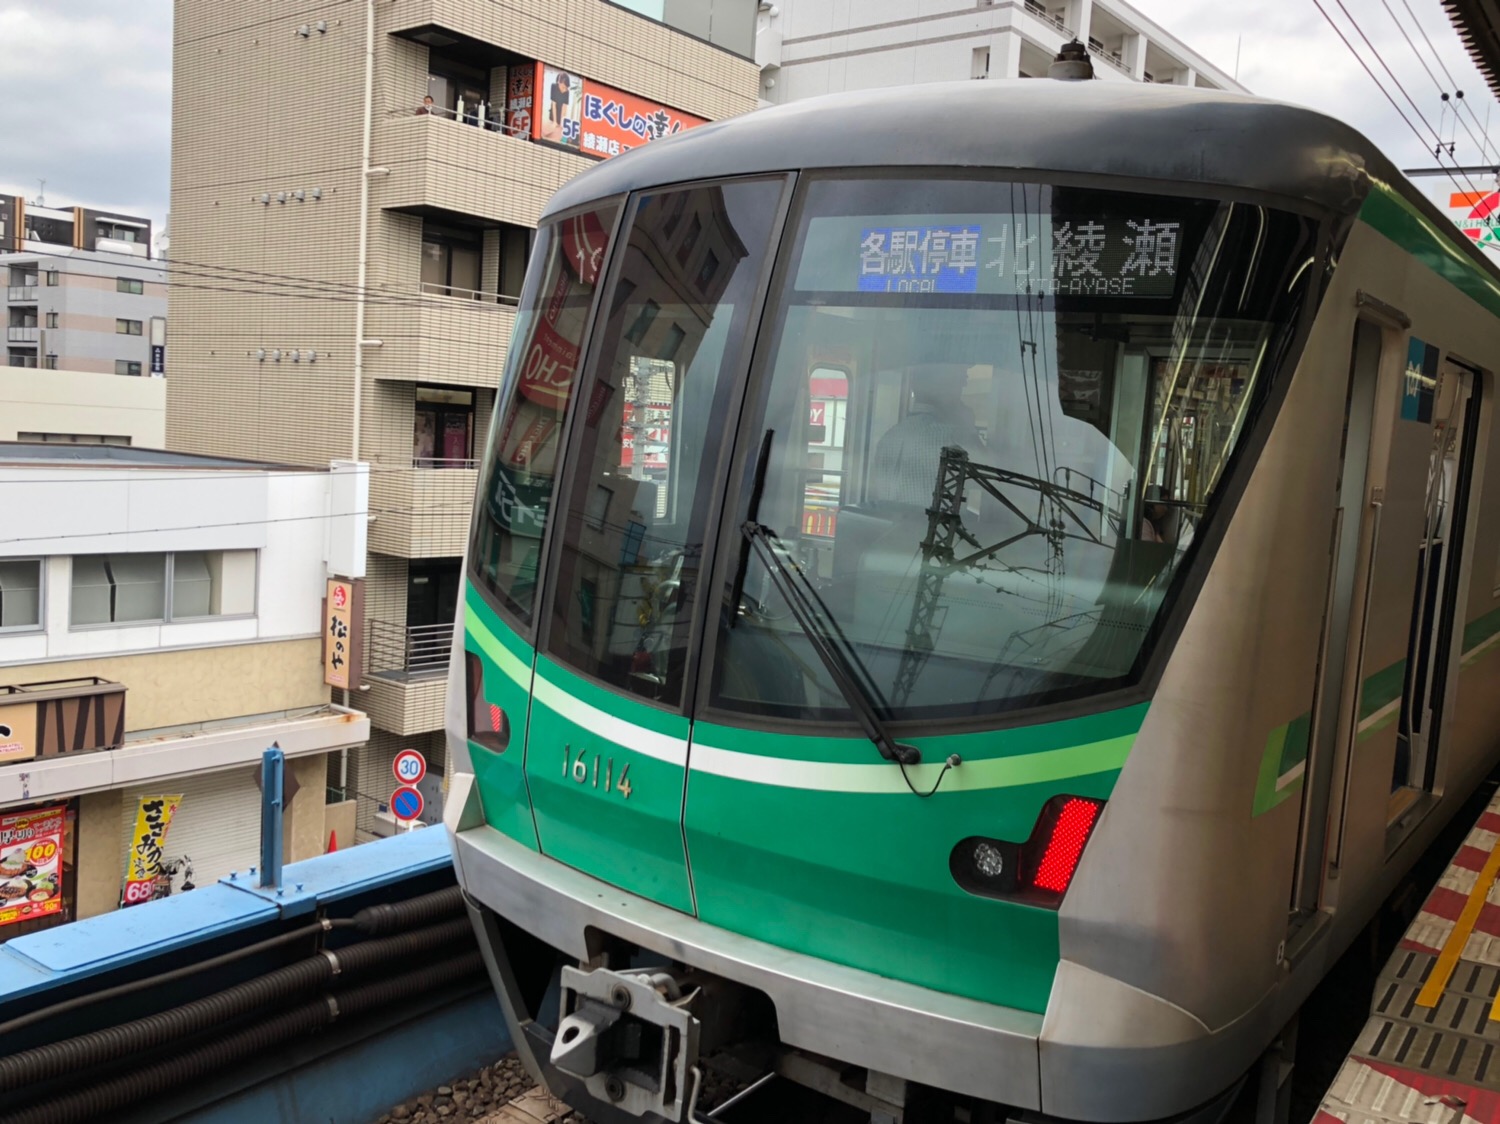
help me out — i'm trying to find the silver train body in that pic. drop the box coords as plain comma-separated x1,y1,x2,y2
445,79,1500,1121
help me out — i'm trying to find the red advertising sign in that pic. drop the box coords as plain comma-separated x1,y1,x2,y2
517,314,580,409
809,401,827,427
0,805,66,928
531,61,704,161
506,68,534,139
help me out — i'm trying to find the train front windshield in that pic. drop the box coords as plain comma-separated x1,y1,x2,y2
471,174,1316,725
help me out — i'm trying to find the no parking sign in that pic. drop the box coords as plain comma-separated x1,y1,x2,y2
391,786,424,823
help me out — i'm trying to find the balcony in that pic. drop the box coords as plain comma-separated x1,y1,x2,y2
7,326,39,344
7,354,38,368
373,113,590,229
368,465,478,558
7,286,36,302
364,291,514,391
361,632,449,735
1023,0,1073,35
367,620,454,680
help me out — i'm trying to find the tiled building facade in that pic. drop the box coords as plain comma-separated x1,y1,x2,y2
168,0,759,831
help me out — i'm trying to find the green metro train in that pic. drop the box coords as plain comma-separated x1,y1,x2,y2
444,76,1500,1122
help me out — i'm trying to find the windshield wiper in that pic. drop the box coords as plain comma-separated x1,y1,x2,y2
739,520,921,767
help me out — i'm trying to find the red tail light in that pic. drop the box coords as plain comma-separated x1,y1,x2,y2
1030,797,1103,894
949,795,1106,908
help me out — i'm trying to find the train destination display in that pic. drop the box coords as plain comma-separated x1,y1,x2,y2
798,213,1186,298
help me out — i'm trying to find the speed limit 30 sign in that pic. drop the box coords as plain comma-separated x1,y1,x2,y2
392,749,427,786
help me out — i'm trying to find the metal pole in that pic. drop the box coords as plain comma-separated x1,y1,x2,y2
259,744,285,890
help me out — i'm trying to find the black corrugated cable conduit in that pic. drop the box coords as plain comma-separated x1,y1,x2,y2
350,885,465,935
0,885,465,1042
0,915,474,1092
0,950,486,1124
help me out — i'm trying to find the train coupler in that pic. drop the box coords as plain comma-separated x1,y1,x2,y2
552,965,704,1120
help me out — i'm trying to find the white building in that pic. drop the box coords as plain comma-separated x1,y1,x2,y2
754,0,1245,104
0,445,371,938
0,366,166,448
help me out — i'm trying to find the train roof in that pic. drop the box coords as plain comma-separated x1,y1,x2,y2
545,80,1390,217
546,78,1500,312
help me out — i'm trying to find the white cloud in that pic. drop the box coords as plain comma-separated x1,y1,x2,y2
1128,0,1500,213
0,0,171,228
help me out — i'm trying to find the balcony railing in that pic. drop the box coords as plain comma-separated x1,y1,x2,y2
366,620,454,680
7,326,39,343
7,285,36,301
1023,0,1073,34
412,456,479,469
418,281,520,306
1086,40,1130,73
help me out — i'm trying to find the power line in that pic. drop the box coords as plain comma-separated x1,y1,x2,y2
0,500,478,549
1381,0,1497,164
1311,0,1487,202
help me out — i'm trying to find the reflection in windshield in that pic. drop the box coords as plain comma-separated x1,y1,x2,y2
712,179,1316,722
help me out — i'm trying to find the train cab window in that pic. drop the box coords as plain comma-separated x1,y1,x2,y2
711,176,1317,723
544,179,784,705
470,207,618,624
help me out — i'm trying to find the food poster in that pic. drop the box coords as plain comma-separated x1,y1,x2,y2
121,793,182,906
0,805,67,928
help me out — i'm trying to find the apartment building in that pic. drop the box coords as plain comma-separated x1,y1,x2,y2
755,0,1244,102
2,194,165,375
0,445,371,939
166,0,759,828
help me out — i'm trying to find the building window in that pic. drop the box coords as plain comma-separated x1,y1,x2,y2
116,319,142,336
70,550,256,627
115,360,142,377
497,224,532,304
420,224,482,298
0,559,42,630
18,432,131,445
42,355,57,370
7,351,37,369
116,277,144,295
414,386,474,467
97,222,139,244
45,313,58,329
7,267,37,287
44,271,58,287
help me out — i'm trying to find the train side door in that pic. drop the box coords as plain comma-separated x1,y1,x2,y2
1392,356,1480,810
1290,315,1383,919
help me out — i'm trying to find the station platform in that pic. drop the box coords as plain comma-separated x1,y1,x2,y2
1317,788,1500,1123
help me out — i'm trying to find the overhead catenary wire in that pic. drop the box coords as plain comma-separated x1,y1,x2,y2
1326,0,1488,199
1398,0,1500,160
1380,0,1499,165
1311,0,1489,204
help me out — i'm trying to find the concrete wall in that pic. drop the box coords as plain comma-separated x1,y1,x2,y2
0,637,328,732
76,788,125,919
0,367,166,446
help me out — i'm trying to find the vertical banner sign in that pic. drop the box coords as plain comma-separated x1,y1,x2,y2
506,68,534,138
323,578,363,691
150,316,166,377
0,701,37,763
0,805,66,928
121,794,181,906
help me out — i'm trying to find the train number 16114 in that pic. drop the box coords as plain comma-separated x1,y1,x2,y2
563,745,632,799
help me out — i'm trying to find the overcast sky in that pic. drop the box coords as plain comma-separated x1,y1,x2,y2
1,0,1496,234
